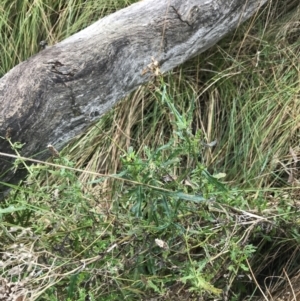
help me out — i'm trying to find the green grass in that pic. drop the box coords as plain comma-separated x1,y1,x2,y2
1,0,300,300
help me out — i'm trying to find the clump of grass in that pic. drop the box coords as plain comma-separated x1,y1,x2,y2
2,82,300,300
1,0,300,300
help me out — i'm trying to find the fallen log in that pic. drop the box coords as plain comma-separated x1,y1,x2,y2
0,0,268,197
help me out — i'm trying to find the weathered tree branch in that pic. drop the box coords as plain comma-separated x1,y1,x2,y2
0,0,267,196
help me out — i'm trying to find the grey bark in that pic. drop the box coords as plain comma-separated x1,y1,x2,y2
0,0,267,196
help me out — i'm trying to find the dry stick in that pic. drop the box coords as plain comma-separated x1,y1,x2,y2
245,258,269,301
0,152,170,193
283,268,297,301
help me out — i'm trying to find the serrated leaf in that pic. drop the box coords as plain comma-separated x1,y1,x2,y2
0,206,26,214
170,191,206,202
181,274,222,296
